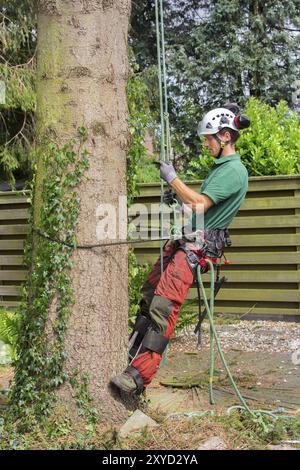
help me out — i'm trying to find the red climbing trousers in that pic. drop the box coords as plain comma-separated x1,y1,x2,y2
130,240,216,388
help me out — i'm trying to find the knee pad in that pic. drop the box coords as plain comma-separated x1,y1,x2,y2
149,295,173,331
141,328,169,355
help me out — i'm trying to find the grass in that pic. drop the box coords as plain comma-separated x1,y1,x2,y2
159,369,258,390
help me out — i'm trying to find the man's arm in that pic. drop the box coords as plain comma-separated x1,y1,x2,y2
170,177,214,212
158,161,214,212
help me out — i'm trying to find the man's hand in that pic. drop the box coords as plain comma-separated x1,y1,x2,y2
158,161,177,184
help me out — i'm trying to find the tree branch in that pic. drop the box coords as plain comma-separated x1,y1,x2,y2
272,25,300,32
5,112,27,147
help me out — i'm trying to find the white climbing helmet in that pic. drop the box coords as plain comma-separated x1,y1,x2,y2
197,107,239,136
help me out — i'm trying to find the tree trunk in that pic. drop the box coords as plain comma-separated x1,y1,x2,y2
35,0,131,421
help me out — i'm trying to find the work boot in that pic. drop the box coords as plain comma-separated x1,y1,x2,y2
110,371,138,394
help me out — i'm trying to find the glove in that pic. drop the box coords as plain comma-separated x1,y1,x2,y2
159,160,177,184
163,189,177,206
163,189,192,217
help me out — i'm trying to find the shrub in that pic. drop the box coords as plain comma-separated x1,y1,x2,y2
186,98,300,180
237,98,300,176
0,309,21,363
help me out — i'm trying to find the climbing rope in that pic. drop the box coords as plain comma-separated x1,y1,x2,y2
197,261,254,415
32,226,171,249
154,0,174,274
154,0,176,368
196,260,297,426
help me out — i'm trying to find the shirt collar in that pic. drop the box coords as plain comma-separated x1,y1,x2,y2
213,154,241,165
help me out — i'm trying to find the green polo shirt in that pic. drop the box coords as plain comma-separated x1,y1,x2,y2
192,154,248,230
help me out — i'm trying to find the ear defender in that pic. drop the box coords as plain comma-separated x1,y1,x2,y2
234,114,251,130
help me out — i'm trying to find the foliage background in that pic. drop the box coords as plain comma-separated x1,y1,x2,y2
0,1,36,186
130,0,300,163
1,1,300,185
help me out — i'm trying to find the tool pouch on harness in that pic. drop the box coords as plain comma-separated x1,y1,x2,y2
179,228,232,277
203,228,232,256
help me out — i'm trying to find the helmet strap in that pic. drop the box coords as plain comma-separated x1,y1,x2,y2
213,134,231,159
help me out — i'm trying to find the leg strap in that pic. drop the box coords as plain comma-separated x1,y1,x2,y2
132,314,152,336
142,329,169,355
125,365,144,393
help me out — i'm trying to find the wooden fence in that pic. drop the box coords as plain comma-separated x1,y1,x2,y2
134,176,300,321
0,191,29,308
0,175,299,320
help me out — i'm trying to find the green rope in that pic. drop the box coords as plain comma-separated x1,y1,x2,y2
226,405,298,420
154,0,166,164
155,1,174,379
155,0,174,274
197,262,256,417
208,262,215,405
196,261,297,424
159,0,172,163
155,0,166,275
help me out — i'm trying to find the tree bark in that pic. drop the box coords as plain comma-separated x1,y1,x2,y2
35,0,131,421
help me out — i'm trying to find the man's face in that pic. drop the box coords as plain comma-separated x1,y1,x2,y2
202,134,220,158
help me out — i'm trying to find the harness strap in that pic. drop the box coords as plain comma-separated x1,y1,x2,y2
213,133,232,159
132,314,151,336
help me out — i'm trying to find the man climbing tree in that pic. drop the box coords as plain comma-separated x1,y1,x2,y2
111,103,250,395
10,0,132,422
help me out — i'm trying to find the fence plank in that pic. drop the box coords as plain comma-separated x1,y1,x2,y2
130,213,300,229
0,240,25,250
186,304,299,317
0,209,29,220
134,250,300,265
0,270,27,281
0,301,22,308
186,288,299,303
130,231,300,247
0,225,28,235
0,286,22,296
208,270,299,283
0,255,25,265
138,176,300,197
0,196,29,205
